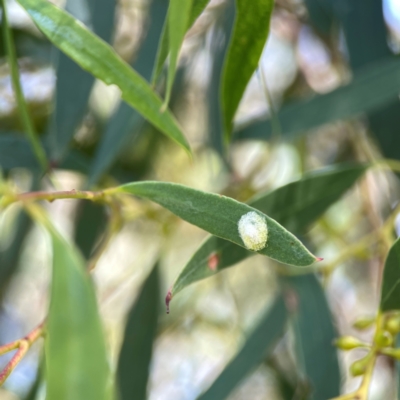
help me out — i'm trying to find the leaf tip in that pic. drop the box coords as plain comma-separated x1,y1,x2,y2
165,289,172,314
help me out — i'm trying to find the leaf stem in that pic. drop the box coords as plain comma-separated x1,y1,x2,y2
0,0,48,172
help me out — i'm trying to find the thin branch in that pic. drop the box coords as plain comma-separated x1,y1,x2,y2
0,322,45,387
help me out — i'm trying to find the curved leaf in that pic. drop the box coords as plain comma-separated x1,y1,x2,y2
380,237,400,312
221,0,274,139
117,263,160,400
40,219,109,400
235,57,400,141
16,0,190,154
164,0,193,106
284,274,340,400
50,0,116,161
198,294,287,400
152,0,210,84
88,0,169,186
171,164,366,296
112,181,318,267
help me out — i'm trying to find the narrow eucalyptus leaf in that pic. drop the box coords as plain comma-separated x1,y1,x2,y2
45,226,109,400
88,0,169,186
16,0,190,154
222,0,274,139
152,0,210,83
117,263,160,400
171,164,366,296
284,274,340,400
235,57,400,141
114,181,318,267
50,0,115,161
198,294,287,400
164,0,193,106
380,237,400,312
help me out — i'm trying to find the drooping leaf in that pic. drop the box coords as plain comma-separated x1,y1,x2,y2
88,0,169,186
171,164,366,296
31,210,109,400
74,201,107,259
207,0,235,156
112,181,318,266
221,0,274,139
283,274,340,400
49,0,116,161
197,294,287,400
117,263,160,400
0,208,31,297
163,0,193,107
152,0,210,84
16,0,190,154
333,0,400,161
380,237,400,312
235,57,400,141
0,134,91,173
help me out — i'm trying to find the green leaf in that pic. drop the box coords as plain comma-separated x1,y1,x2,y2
221,0,274,139
284,274,340,400
88,0,169,186
235,57,400,141
197,294,287,400
163,0,193,107
43,219,109,400
207,0,235,156
380,237,400,312
16,0,190,155
171,164,366,296
152,0,210,84
113,181,318,267
0,134,91,173
74,201,107,259
0,208,31,297
117,263,160,400
50,0,116,161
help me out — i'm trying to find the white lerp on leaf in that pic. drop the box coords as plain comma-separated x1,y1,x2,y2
238,211,268,251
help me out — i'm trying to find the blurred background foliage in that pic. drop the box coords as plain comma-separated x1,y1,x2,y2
0,0,400,399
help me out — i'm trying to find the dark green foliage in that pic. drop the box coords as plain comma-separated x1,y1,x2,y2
198,294,287,400
117,264,160,400
284,274,340,400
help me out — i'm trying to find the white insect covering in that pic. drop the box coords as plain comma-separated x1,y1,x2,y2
238,211,268,251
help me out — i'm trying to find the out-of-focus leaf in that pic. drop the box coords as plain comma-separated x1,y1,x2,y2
304,0,334,35
198,294,287,400
113,181,317,266
17,0,191,154
0,209,31,297
207,0,235,156
40,216,109,400
380,237,400,312
267,359,297,400
284,274,340,400
171,164,366,296
74,201,107,259
0,134,91,173
164,0,193,106
49,0,115,161
0,174,39,298
88,0,169,187
221,0,274,139
152,0,210,84
235,57,400,141
117,263,160,400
